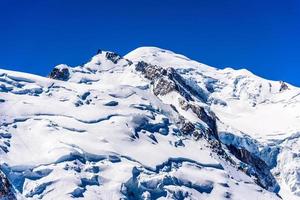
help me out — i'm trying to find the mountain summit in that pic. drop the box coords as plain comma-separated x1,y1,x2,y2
0,47,299,199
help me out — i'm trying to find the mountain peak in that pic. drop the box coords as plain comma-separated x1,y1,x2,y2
125,47,216,72
0,47,299,199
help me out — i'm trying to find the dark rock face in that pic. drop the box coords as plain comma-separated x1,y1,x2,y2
227,144,279,192
96,49,102,54
125,59,133,66
104,101,119,106
135,61,149,72
135,61,207,102
105,52,121,64
143,65,166,81
153,77,176,96
178,98,218,140
0,171,16,199
167,68,207,102
49,67,70,81
279,81,289,92
134,61,192,101
191,105,218,140
180,120,195,135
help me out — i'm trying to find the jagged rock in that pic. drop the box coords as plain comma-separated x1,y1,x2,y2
167,68,207,102
153,77,177,96
135,61,149,72
105,52,121,64
178,98,218,140
96,49,102,54
144,65,166,80
104,101,119,106
0,171,16,199
227,144,279,192
279,81,289,92
178,98,189,111
134,62,194,101
135,61,167,81
192,130,203,141
170,104,179,113
180,121,195,135
190,105,218,139
49,67,70,81
125,59,133,66
166,68,194,101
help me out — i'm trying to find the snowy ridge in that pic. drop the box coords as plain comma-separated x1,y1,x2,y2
0,47,298,199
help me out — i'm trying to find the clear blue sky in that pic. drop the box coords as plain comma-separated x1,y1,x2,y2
1,0,300,85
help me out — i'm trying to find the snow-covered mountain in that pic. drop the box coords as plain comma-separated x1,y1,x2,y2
0,47,299,199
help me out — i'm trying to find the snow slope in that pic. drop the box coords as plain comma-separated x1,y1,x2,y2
0,47,297,199
126,47,300,199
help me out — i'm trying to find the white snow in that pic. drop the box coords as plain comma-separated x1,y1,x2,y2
0,47,297,199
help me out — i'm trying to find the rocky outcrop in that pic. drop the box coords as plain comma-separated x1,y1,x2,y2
134,61,193,101
279,81,289,92
105,52,121,64
135,61,149,72
96,49,102,54
178,98,218,140
49,67,70,81
167,68,208,102
0,171,16,199
179,120,195,135
153,77,177,96
227,144,279,192
135,61,166,80
135,61,208,102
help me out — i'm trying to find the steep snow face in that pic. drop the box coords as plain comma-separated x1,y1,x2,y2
126,47,300,199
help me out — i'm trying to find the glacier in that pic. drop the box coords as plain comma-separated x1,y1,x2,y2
0,47,299,199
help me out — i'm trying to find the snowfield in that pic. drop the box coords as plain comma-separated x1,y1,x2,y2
0,47,298,199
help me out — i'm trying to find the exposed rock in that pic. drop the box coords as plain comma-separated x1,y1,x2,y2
192,130,203,141
134,62,194,100
227,144,279,192
135,61,149,72
153,77,177,96
49,67,70,81
0,171,16,199
96,49,102,54
144,65,166,80
279,81,289,92
167,68,207,102
180,120,195,135
178,98,189,111
191,105,218,139
178,98,218,140
170,104,179,113
104,101,119,106
135,61,166,80
105,52,121,64
125,59,133,66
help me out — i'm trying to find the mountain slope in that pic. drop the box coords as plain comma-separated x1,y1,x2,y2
0,47,297,199
126,47,300,199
